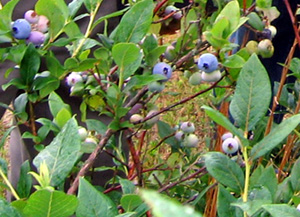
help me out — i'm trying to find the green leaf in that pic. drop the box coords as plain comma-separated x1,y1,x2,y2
274,177,294,204
54,107,72,128
217,185,238,217
13,93,28,121
223,54,246,68
256,0,272,8
76,178,118,217
0,197,22,217
23,190,78,217
33,118,81,186
112,43,143,81
120,194,143,212
229,53,271,131
140,190,203,217
111,0,154,43
291,157,300,192
48,92,71,118
0,126,15,149
120,178,136,195
201,105,248,146
0,0,19,35
20,44,41,86
17,160,32,199
46,52,65,78
250,114,300,160
214,0,246,38
204,152,244,193
247,12,264,31
86,119,108,136
35,0,69,40
157,121,177,147
249,166,277,201
262,204,300,217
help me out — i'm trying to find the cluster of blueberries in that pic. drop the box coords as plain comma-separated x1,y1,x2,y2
11,10,49,46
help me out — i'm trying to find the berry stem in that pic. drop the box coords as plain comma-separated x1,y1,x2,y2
72,1,102,58
242,146,251,217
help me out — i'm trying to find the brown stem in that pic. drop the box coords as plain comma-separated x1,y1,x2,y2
153,0,168,16
134,74,226,125
29,101,37,137
67,128,115,194
264,39,298,136
158,166,207,193
127,136,143,187
283,0,300,49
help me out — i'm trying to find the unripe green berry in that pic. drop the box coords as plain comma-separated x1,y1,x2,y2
183,134,199,147
245,40,258,55
258,39,274,58
201,70,221,82
189,72,202,85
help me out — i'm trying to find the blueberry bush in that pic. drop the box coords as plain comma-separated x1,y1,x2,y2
1,0,300,216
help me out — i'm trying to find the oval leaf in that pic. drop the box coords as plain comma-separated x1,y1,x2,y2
76,178,118,217
33,118,81,186
229,53,271,131
250,114,300,160
23,190,78,217
204,152,244,193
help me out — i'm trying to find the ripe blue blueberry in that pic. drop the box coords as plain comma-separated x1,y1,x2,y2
12,19,31,40
197,53,219,73
152,62,172,82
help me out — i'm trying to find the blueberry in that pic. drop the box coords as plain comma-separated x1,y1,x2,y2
165,5,182,20
37,15,49,33
130,114,143,123
180,121,195,133
197,53,219,73
245,40,258,55
257,39,274,58
26,31,45,46
188,72,202,85
201,70,221,82
152,62,172,82
148,81,165,93
24,10,39,24
183,134,199,148
66,72,83,86
222,137,239,154
267,25,277,38
164,45,176,61
12,19,31,40
165,5,177,15
175,130,185,142
221,132,233,141
78,126,88,141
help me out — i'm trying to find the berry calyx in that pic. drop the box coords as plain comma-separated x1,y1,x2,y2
222,137,239,154
152,62,172,82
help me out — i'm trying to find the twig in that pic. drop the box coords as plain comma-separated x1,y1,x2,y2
158,166,207,193
134,74,225,125
67,128,115,194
